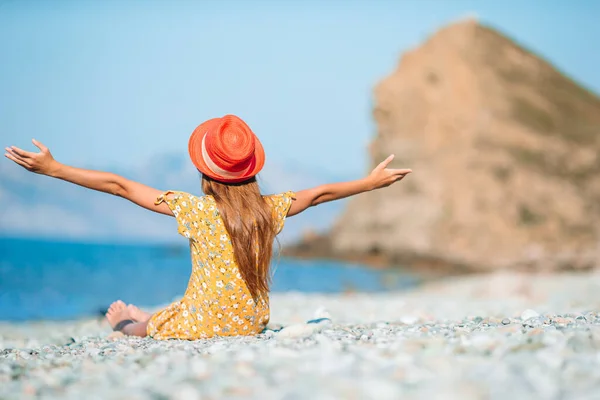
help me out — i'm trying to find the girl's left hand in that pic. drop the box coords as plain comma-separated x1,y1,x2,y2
4,139,59,175
367,154,412,190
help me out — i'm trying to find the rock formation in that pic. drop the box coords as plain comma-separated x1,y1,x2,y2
288,19,600,274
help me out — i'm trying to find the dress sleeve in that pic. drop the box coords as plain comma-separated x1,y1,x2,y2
269,191,296,235
155,191,201,239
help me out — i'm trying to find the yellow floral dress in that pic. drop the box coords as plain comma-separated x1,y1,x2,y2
146,190,295,340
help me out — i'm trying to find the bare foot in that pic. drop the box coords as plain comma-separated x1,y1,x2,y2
105,300,133,330
127,304,152,322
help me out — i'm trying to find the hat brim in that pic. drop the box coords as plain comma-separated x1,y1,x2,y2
188,118,265,183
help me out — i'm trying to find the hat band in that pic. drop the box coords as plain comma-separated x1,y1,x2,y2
201,133,253,179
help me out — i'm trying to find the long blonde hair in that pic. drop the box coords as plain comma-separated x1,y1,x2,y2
202,175,276,300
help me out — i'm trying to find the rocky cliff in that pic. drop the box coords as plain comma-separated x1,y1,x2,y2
288,19,600,274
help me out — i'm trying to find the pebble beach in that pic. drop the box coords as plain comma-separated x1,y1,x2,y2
2,271,600,400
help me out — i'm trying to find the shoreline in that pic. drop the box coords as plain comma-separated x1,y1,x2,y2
2,269,598,328
281,234,486,279
2,270,599,337
282,234,600,280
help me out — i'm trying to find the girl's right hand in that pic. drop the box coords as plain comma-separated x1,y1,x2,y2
4,139,173,217
4,139,59,176
367,154,412,190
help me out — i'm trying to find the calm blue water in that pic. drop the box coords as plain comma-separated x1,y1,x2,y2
0,237,420,321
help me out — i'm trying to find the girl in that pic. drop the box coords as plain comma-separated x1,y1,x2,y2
4,115,411,340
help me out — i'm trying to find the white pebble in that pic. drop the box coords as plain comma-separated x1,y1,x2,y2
314,306,332,320
400,316,419,325
521,309,540,320
276,323,318,339
171,384,201,400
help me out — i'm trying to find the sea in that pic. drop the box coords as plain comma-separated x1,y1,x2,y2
0,237,420,322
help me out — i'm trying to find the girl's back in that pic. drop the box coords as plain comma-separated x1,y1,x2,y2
148,190,294,340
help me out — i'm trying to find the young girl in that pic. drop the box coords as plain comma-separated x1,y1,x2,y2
4,114,411,340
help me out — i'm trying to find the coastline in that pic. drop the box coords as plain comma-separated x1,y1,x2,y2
282,234,600,279
282,235,485,280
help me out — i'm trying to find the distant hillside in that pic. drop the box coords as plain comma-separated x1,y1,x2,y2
0,153,348,244
287,19,600,273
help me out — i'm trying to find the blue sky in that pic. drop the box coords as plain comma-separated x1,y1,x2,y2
1,0,599,178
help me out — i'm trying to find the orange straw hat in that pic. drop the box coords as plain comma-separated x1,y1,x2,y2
188,115,265,183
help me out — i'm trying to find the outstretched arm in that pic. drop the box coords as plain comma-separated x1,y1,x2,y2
5,139,173,216
287,154,411,217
